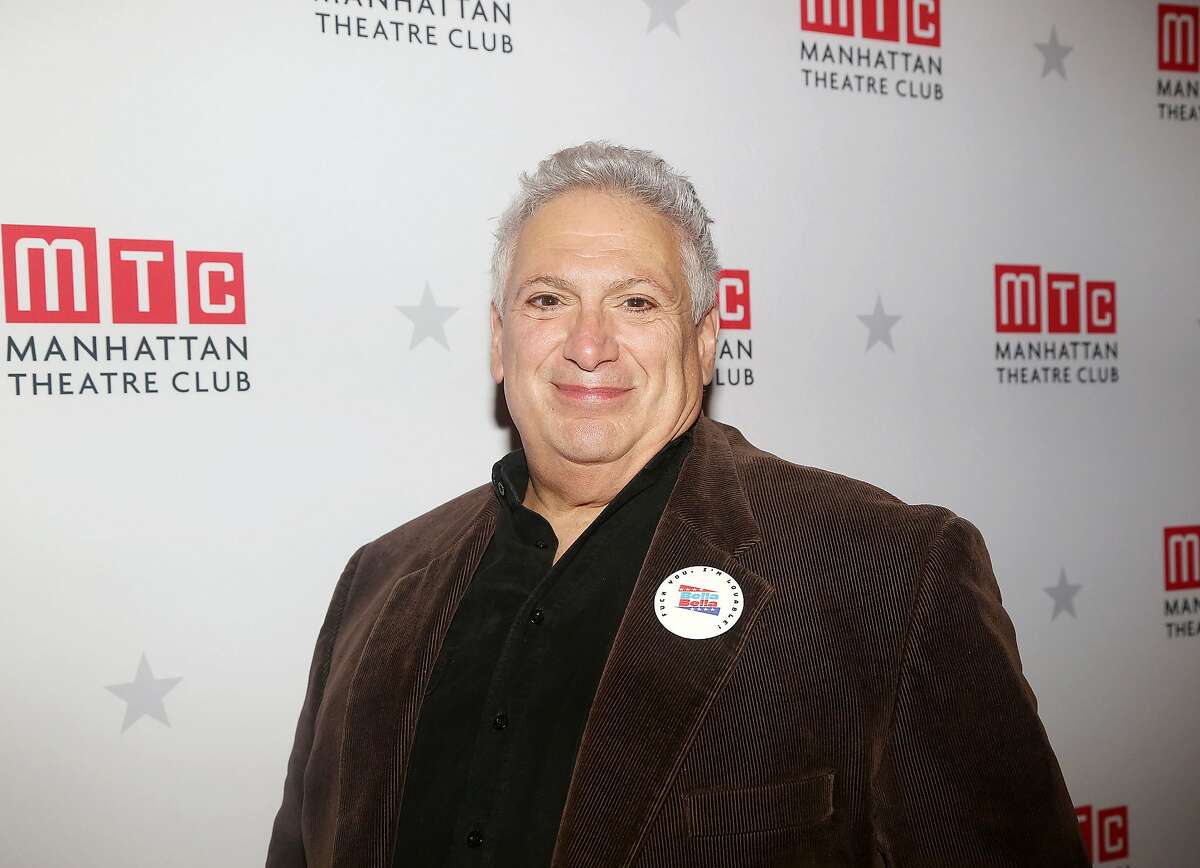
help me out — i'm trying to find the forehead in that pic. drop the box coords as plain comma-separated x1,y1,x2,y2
512,189,684,282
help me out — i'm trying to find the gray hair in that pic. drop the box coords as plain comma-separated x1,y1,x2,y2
490,141,719,323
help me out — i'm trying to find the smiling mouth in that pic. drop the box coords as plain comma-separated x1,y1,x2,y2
553,384,633,402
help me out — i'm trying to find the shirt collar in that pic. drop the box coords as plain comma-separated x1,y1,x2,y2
490,421,697,513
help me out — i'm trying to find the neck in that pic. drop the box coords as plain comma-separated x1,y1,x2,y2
520,413,698,561
520,446,644,562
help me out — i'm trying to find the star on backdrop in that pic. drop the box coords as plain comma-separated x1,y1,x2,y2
105,653,183,733
644,0,692,35
857,296,902,352
1035,26,1073,79
396,283,459,350
1044,568,1082,620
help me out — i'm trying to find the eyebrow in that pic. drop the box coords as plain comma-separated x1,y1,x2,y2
516,274,671,295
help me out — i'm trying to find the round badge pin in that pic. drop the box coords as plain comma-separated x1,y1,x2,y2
654,566,743,640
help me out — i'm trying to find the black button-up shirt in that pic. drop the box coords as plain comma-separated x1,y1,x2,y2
391,427,694,868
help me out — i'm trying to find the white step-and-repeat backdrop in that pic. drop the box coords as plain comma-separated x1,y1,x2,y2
2,1,1197,865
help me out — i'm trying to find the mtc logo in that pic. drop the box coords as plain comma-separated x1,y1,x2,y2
717,269,751,330
1075,804,1129,863
1165,525,1200,592
1159,3,1199,72
800,0,940,47
2,224,245,325
994,265,1116,335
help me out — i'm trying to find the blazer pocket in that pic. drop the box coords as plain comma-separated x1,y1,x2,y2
683,771,834,838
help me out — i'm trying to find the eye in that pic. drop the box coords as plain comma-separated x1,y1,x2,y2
623,296,655,312
528,293,561,309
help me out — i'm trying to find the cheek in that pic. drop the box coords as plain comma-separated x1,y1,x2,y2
623,323,689,384
503,322,561,379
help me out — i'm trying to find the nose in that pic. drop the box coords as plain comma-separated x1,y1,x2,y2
562,305,619,372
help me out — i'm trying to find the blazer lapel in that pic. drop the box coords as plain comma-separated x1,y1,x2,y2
551,417,776,868
331,499,497,868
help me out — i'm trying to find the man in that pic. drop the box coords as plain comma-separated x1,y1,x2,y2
267,142,1088,867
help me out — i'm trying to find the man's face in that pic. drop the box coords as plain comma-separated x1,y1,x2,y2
490,188,720,468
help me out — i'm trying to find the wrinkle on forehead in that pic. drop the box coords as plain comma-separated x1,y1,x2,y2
511,189,687,301
517,273,672,295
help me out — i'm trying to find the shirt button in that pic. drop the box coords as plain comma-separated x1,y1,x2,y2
529,608,545,625
466,829,484,849
492,712,508,731
535,540,548,549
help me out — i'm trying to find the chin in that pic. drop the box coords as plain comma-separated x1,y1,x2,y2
546,416,631,464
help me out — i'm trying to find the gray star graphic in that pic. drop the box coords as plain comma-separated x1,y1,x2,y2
395,283,458,350
1035,26,1073,79
856,296,902,352
105,653,183,733
644,0,692,35
1044,568,1081,620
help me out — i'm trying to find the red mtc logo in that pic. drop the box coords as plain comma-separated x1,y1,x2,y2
1159,3,1199,72
1075,804,1129,863
800,0,940,46
993,265,1116,335
717,269,751,331
2,224,245,325
1164,525,1200,592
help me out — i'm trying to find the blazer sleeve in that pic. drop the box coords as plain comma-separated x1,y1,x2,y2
871,515,1089,867
265,545,365,868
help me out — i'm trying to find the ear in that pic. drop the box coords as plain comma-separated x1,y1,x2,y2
697,303,720,386
489,303,505,385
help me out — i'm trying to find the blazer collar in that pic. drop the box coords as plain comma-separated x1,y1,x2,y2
551,414,776,867
331,496,496,868
663,414,762,558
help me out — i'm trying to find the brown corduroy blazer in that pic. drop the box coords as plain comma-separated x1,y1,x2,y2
266,416,1088,868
